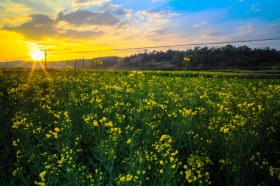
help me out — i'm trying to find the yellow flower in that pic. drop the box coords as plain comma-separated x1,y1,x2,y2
185,170,192,180
53,132,58,139
171,150,179,156
220,127,229,134
223,128,229,133
35,181,45,186
126,174,133,181
54,127,60,133
45,134,51,138
100,117,107,123
12,140,18,146
119,176,125,182
160,169,164,174
93,120,99,127
39,171,46,181
127,138,132,144
160,134,169,142
159,160,164,165
269,166,274,176
105,121,113,127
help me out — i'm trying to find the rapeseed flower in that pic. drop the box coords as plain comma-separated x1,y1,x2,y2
127,138,132,144
104,121,113,127
52,132,58,139
54,127,60,133
93,120,99,127
39,170,46,182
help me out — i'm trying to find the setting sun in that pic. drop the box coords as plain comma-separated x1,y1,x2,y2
30,51,44,61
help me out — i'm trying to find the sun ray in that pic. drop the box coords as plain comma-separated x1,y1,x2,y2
28,61,37,80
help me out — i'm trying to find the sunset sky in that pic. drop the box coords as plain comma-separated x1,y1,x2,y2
0,0,280,61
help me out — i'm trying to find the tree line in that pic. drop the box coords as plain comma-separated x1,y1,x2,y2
124,45,280,70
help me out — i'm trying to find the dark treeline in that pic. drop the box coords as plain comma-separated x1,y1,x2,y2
124,45,280,70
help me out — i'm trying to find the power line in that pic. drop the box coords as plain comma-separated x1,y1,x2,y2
49,37,280,55
247,42,280,47
1,37,280,61
0,56,30,62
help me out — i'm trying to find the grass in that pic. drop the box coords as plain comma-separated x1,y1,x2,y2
0,69,279,185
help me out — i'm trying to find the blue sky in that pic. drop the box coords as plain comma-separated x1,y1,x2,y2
169,0,279,20
0,0,280,60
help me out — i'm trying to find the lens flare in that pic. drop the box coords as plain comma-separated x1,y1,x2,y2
30,51,44,61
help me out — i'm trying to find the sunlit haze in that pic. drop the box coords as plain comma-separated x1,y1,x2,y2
30,51,44,61
0,0,280,61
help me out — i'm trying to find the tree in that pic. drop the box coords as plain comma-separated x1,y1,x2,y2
182,57,191,70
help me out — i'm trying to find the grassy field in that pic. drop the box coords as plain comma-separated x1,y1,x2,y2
0,69,279,185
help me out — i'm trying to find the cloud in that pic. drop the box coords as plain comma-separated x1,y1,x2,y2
100,4,132,18
151,0,165,2
149,29,170,35
0,1,181,47
206,32,224,37
116,20,133,29
74,0,110,5
268,21,280,36
2,1,138,42
193,21,207,28
269,22,280,31
4,14,57,39
138,10,179,23
140,10,179,18
57,10,120,26
251,3,261,12
3,12,107,40
238,24,255,35
61,29,104,38
197,29,226,41
0,2,32,27
169,9,273,45
100,3,120,11
145,28,181,42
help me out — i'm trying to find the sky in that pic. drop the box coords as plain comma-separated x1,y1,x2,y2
0,0,280,61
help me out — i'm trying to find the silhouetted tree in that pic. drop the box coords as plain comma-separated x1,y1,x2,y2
123,45,280,70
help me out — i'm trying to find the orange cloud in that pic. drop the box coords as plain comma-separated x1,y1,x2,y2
0,2,32,27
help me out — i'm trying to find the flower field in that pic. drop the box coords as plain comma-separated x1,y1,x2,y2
0,70,279,185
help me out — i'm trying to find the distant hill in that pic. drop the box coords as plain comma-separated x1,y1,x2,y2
0,56,125,69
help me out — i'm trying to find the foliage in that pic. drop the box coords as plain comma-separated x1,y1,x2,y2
0,70,279,185
182,57,191,70
123,45,280,70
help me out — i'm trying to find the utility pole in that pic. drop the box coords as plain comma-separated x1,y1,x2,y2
41,49,48,70
74,59,77,71
44,50,47,70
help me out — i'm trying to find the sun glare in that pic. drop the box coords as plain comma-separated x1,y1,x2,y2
30,51,44,61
